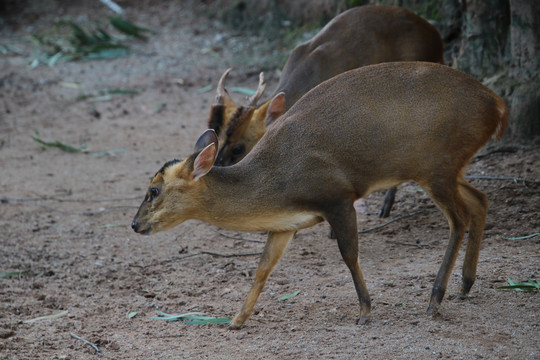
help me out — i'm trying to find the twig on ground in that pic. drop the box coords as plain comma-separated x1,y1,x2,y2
70,333,100,354
385,240,426,248
474,145,519,159
358,209,431,234
216,231,265,243
171,253,202,262
169,250,262,262
465,175,539,186
23,310,68,323
201,251,262,258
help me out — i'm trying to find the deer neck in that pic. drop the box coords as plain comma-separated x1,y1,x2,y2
195,162,322,232
197,163,265,224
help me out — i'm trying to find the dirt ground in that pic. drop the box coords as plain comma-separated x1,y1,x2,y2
1,2,538,359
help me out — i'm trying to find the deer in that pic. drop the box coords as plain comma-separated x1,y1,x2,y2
207,5,445,218
132,62,508,329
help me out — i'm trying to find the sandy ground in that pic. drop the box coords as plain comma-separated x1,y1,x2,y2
1,2,538,359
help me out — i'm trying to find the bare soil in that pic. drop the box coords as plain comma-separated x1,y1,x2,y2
1,2,538,359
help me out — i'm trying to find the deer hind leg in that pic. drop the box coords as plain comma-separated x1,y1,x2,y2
457,176,488,297
326,204,371,324
422,178,470,313
229,230,295,330
379,186,397,218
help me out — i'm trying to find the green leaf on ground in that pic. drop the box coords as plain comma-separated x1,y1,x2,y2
127,311,138,319
278,290,301,301
110,17,154,38
231,87,256,96
0,270,30,278
497,278,539,292
151,311,231,325
195,84,212,94
33,132,128,157
33,132,86,153
77,88,139,101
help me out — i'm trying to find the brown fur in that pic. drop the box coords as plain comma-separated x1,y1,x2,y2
133,62,508,329
207,104,225,136
216,101,270,166
225,107,255,140
213,5,444,167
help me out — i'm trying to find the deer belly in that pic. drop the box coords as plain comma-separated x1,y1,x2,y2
238,211,324,232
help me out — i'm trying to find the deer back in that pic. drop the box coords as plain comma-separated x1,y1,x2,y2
242,62,506,202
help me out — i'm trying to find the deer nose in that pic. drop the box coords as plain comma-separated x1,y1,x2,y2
131,220,138,232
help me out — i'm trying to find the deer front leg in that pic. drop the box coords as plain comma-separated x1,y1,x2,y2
229,230,295,330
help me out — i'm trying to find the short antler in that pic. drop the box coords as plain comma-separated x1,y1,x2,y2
216,68,233,105
247,72,266,108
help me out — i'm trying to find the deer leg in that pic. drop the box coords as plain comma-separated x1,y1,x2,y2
379,187,397,218
229,230,295,329
328,228,336,239
326,204,371,324
423,180,468,313
457,177,488,296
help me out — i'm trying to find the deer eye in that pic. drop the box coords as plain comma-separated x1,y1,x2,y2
149,187,160,200
232,144,245,156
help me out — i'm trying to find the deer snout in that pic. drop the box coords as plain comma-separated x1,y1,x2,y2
131,219,151,235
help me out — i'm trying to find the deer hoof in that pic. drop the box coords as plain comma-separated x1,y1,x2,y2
227,323,243,331
357,315,370,325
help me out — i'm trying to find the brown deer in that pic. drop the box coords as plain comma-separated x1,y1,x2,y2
132,62,508,329
208,5,444,217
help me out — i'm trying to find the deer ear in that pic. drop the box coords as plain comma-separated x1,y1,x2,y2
194,129,219,152
192,143,217,181
265,92,285,126
253,99,271,125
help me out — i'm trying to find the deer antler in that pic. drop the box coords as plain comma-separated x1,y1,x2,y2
216,68,233,105
247,72,266,108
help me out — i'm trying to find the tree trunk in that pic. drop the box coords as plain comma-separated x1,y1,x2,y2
456,0,510,78
506,0,540,140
